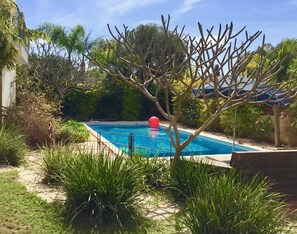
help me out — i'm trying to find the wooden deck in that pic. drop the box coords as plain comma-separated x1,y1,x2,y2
230,150,297,200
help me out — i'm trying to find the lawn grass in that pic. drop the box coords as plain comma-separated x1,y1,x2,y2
0,170,73,234
0,170,178,233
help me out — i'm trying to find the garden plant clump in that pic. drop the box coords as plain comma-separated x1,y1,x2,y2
58,120,90,143
177,167,289,233
130,154,169,190
167,158,222,201
0,125,27,166
40,142,73,183
5,92,61,146
47,149,146,228
40,145,290,233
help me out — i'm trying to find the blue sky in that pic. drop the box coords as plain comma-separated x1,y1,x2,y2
17,0,297,46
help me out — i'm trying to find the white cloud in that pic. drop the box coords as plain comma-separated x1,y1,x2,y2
55,0,166,29
174,0,202,17
106,0,164,15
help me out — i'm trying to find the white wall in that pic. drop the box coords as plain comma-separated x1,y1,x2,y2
1,68,16,108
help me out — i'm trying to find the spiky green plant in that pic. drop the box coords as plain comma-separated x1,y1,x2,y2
0,125,27,166
59,151,146,227
130,154,169,189
167,158,221,201
180,170,289,234
40,142,72,183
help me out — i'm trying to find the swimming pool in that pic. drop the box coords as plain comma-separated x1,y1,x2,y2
87,122,257,157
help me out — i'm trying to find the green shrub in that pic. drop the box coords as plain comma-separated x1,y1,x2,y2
289,101,297,128
130,154,169,189
58,120,89,143
220,105,272,140
59,151,145,227
167,159,221,201
62,89,99,121
0,125,27,166
122,86,142,120
173,93,201,127
198,99,223,132
180,170,288,234
40,143,72,183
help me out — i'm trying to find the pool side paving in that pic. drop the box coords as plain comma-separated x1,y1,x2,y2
84,121,270,168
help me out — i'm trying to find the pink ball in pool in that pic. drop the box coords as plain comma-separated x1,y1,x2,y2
148,116,160,128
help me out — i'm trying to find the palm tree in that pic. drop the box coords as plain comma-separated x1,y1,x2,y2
39,23,85,62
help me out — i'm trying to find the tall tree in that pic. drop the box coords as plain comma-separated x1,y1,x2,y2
89,16,296,166
38,23,85,61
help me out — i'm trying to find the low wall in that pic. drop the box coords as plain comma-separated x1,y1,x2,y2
230,151,297,200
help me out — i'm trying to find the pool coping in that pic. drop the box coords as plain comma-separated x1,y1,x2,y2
84,121,270,168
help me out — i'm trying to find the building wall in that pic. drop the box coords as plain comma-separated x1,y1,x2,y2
1,68,16,108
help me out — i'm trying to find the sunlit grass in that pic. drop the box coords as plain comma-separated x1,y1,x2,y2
0,170,72,233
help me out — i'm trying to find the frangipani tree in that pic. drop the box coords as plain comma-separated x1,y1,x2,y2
89,16,296,166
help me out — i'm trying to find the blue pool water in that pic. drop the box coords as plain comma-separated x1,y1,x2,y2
87,123,257,157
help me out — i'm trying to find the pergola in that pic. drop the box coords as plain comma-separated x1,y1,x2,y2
192,76,291,147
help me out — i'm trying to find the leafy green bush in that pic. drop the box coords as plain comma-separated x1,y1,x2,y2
198,99,223,132
62,89,99,121
288,101,297,128
220,105,272,140
59,151,145,227
173,93,201,127
180,170,288,234
0,125,27,166
58,120,89,143
167,158,221,201
122,86,142,120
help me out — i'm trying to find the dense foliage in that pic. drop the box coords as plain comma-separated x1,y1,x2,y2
40,143,72,183
62,89,99,121
167,158,222,201
179,170,288,233
5,92,61,146
130,154,169,189
0,125,27,166
173,93,201,127
0,0,19,70
220,105,273,141
58,120,89,143
122,86,142,120
41,145,290,232
60,151,145,227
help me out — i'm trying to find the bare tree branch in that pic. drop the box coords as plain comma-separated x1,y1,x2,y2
88,15,296,166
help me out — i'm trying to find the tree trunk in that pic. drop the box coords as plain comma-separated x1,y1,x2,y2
273,105,281,147
171,146,182,167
